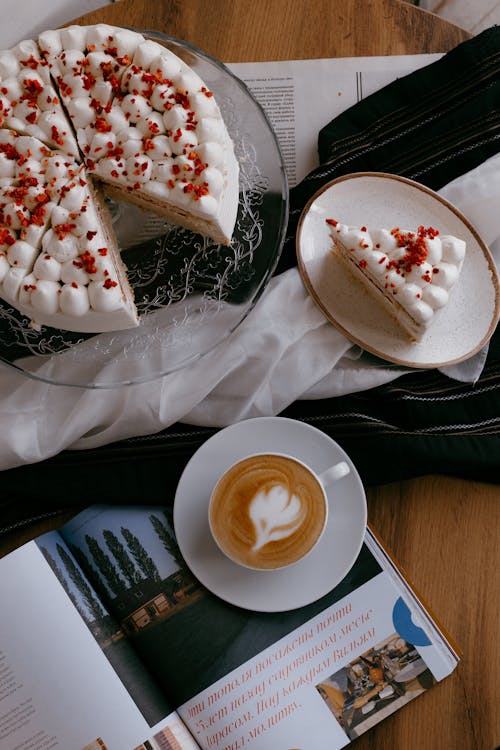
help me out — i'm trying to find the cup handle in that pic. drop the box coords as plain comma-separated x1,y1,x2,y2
319,461,350,486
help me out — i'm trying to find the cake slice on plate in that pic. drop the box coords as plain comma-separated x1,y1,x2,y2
326,219,466,340
38,24,239,246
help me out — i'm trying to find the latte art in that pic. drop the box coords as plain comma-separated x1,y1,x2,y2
249,485,305,551
209,454,328,570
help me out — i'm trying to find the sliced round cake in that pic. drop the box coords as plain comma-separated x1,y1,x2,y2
0,25,240,332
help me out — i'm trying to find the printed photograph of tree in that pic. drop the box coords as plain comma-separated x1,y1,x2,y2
58,506,204,635
36,529,172,727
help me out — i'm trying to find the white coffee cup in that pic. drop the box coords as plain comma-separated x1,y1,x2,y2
208,452,350,571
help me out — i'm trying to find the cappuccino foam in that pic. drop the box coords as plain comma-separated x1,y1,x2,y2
209,454,327,569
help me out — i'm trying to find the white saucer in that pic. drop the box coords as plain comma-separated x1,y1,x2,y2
296,172,500,368
173,416,367,612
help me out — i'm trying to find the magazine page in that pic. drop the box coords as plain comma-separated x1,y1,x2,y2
227,55,441,187
0,534,199,750
58,506,457,749
58,506,381,702
177,551,458,749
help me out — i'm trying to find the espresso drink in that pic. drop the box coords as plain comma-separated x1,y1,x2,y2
209,454,328,570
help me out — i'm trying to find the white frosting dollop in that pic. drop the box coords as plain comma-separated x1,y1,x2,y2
2,203,29,230
167,127,197,153
150,159,173,183
150,83,175,111
151,50,181,80
102,104,129,132
38,29,63,56
60,25,88,52
126,153,152,182
190,91,219,118
18,272,37,306
407,299,434,324
61,258,89,285
196,141,224,168
7,240,37,270
195,194,218,218
432,262,459,290
146,135,172,160
0,154,15,179
66,97,95,127
121,93,152,124
86,24,117,52
195,117,224,145
133,40,161,69
0,51,19,79
441,236,466,264
42,228,78,263
113,28,144,58
88,278,123,311
163,106,189,131
33,253,61,281
3,266,28,297
59,283,90,315
422,284,449,309
30,279,60,314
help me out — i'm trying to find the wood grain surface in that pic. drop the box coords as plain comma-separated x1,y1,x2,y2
69,0,470,60
1,2,498,749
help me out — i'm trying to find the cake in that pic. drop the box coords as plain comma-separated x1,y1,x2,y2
0,129,137,331
0,39,79,158
0,24,239,333
38,24,239,246
326,219,466,340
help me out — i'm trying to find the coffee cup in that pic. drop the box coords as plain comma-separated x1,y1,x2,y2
208,452,350,571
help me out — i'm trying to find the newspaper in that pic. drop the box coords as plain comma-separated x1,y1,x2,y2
228,55,441,187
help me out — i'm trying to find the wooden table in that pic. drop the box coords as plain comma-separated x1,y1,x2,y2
1,2,498,749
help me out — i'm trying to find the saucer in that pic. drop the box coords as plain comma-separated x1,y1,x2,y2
296,172,500,368
173,416,367,612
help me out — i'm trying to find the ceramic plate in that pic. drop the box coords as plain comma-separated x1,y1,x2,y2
297,172,500,368
173,416,367,612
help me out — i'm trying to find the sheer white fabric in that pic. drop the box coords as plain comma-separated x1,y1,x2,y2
0,157,499,469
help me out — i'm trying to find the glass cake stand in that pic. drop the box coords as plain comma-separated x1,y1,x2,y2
0,31,288,388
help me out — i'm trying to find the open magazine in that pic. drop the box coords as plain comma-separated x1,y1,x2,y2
0,503,459,750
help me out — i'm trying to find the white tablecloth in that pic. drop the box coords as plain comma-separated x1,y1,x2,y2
0,155,499,470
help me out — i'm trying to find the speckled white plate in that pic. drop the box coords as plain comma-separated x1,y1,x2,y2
297,172,500,368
